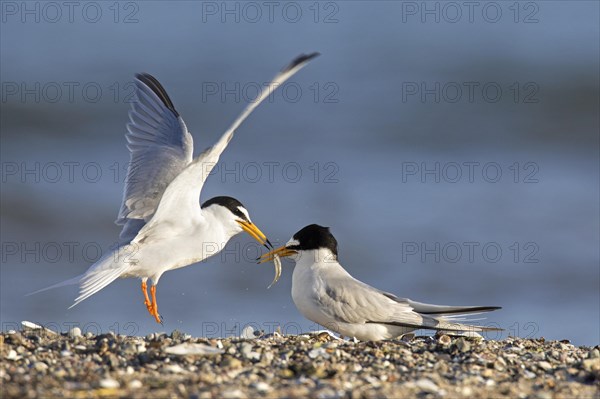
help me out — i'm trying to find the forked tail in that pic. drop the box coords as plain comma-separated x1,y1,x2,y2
26,249,131,309
26,274,84,296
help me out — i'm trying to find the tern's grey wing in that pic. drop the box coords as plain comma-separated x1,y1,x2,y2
319,273,501,332
373,289,501,316
317,274,426,327
116,73,193,243
139,54,319,231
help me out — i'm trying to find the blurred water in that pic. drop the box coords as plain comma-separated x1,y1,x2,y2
1,1,598,345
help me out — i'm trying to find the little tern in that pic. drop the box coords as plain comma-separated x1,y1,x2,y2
31,53,319,323
260,224,501,341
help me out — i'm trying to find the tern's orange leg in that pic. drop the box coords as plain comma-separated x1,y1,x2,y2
141,281,153,315
150,285,162,324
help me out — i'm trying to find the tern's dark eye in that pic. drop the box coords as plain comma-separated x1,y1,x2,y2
233,208,249,221
201,196,249,221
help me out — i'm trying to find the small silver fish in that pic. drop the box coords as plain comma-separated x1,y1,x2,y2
267,254,282,289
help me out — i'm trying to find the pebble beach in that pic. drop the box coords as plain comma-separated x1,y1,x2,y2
1,323,598,398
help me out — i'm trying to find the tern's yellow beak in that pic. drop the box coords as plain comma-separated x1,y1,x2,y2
237,220,273,249
258,245,297,264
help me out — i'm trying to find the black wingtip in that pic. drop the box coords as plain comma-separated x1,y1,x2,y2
420,306,502,315
478,306,502,311
134,73,180,117
282,52,320,73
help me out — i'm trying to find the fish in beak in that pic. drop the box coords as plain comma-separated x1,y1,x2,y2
257,245,295,289
258,245,297,264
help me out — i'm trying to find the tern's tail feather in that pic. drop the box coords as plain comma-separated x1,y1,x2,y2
26,274,84,296
377,317,503,332
378,301,502,332
27,250,130,309
427,306,502,332
407,300,501,316
431,318,503,332
69,251,131,308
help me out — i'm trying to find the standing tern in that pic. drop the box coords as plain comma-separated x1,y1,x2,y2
32,53,320,323
260,224,501,341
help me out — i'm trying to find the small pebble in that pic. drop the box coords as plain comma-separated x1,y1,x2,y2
221,389,245,399
252,382,271,392
33,362,48,372
437,334,451,346
164,364,185,374
239,342,260,361
99,378,120,389
129,379,142,389
537,361,553,371
481,369,493,378
241,326,255,339
494,357,507,371
522,369,537,379
6,350,17,360
415,378,439,393
164,343,223,356
455,338,471,352
582,358,599,372
221,356,242,368
68,327,82,338
308,347,329,359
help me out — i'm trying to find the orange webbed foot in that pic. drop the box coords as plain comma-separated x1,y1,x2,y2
141,281,163,324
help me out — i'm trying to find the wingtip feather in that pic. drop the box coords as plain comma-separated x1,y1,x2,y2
134,72,179,117
282,52,320,73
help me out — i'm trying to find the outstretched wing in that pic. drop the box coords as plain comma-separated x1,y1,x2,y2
139,53,320,232
116,73,194,243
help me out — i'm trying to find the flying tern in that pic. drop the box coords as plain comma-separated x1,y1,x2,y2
260,224,501,341
32,53,320,323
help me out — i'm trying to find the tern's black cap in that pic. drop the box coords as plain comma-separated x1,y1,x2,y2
288,224,338,256
201,196,248,221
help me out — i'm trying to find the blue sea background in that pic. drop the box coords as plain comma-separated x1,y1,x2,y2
1,1,598,345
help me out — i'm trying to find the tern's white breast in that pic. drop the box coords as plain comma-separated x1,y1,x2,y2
291,249,340,328
123,215,233,281
290,250,416,341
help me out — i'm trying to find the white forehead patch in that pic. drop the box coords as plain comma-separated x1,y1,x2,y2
237,206,250,221
285,238,299,247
